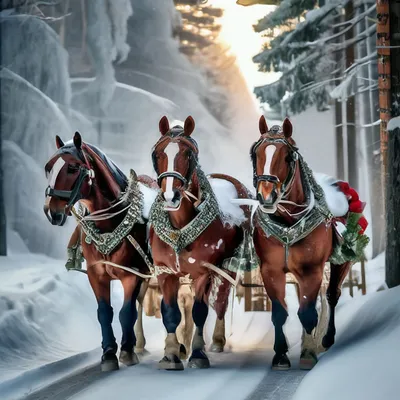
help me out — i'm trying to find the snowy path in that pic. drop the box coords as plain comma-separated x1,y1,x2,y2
21,349,306,400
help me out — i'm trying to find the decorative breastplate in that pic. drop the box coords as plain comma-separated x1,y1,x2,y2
149,168,221,254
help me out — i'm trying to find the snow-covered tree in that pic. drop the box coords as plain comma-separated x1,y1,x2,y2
252,0,348,114
175,1,223,56
0,120,5,256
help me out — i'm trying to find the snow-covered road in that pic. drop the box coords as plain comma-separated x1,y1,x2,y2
21,349,307,400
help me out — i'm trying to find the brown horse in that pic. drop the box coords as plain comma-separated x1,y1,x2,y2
149,116,251,370
43,132,156,371
251,116,352,370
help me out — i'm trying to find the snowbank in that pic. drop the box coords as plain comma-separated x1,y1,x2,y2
293,285,399,400
0,254,99,384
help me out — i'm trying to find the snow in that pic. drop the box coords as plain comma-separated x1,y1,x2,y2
209,178,247,227
314,173,349,217
138,182,158,220
293,284,399,400
0,254,99,385
188,257,196,264
387,116,400,131
0,14,71,105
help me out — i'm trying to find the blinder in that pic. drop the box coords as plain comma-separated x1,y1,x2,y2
44,165,93,209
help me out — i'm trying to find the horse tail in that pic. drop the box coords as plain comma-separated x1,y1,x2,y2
208,173,253,230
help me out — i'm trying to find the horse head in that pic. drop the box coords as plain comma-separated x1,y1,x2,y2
152,116,199,210
250,116,299,213
44,132,125,226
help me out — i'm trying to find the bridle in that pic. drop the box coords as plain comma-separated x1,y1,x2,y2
151,130,199,190
44,147,95,224
251,131,299,200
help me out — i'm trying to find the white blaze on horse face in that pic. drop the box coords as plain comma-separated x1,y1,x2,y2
48,158,66,189
263,145,277,176
164,142,180,202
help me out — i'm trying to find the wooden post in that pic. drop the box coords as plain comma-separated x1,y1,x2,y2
348,267,354,297
361,258,367,295
377,0,392,184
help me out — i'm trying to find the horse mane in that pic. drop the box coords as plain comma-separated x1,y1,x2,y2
85,144,128,191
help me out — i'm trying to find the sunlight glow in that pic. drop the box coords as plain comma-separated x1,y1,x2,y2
207,0,281,92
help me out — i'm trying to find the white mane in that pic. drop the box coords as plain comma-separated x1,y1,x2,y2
138,182,158,219
208,178,247,227
313,172,349,217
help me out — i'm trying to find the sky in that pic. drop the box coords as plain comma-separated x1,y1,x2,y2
208,0,281,93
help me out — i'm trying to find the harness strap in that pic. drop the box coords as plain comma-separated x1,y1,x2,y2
88,260,154,279
126,234,154,274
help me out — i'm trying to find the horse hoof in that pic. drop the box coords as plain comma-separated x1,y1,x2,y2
209,343,224,353
179,344,188,360
322,335,335,350
119,350,139,366
134,347,150,355
158,354,184,371
101,353,119,372
188,349,210,369
299,350,318,370
271,353,291,371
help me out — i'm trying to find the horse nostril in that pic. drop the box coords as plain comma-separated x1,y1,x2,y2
173,189,181,202
257,193,264,204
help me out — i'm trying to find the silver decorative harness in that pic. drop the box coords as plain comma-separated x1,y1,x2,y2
149,167,220,254
77,178,144,255
255,152,333,262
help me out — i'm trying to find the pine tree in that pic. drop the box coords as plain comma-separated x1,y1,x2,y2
252,0,346,114
174,1,223,56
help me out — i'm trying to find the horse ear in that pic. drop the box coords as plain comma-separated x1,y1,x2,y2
55,135,64,149
282,118,293,139
259,115,268,134
73,131,82,149
183,116,195,137
159,116,170,136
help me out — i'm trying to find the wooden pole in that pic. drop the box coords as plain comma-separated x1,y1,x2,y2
377,0,391,184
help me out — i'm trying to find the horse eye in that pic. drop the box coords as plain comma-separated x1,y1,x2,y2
67,164,79,174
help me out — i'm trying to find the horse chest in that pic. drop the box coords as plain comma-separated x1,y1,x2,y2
150,226,236,276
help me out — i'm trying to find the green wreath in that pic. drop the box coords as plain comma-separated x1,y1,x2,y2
329,212,370,265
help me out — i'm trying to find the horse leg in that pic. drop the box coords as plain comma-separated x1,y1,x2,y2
134,279,149,354
176,284,194,360
314,267,330,354
159,276,183,371
261,265,290,370
119,275,142,366
210,317,226,353
322,262,352,349
295,266,324,370
188,298,210,369
88,272,118,371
